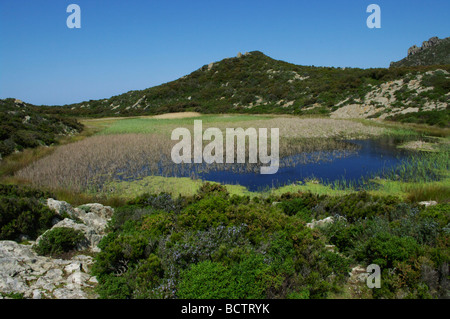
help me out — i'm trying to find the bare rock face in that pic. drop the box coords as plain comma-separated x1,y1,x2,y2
0,199,114,299
408,45,421,56
408,36,442,56
422,36,440,49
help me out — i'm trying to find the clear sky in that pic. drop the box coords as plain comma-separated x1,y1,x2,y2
0,0,449,106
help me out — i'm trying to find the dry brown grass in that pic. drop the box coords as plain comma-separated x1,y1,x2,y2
151,112,202,119
214,118,385,139
16,134,173,192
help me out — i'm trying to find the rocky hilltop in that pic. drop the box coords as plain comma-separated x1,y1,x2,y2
391,36,450,67
407,37,442,57
330,68,449,121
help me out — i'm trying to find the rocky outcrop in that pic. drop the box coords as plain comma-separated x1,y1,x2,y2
391,36,450,67
0,200,113,299
408,37,441,57
0,241,97,299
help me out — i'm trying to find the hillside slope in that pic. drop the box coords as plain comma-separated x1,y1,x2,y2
38,51,449,120
0,98,83,159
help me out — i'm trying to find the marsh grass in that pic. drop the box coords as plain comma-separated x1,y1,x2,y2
12,115,449,202
0,125,97,179
385,150,449,183
16,116,370,195
405,183,450,203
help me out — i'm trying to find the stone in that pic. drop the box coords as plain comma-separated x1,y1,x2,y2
67,271,91,286
419,201,438,207
0,275,28,295
306,216,334,229
46,198,76,218
349,265,369,283
407,37,441,56
53,287,87,299
408,45,420,56
32,289,42,299
65,262,82,274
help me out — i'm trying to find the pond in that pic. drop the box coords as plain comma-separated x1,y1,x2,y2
193,138,413,191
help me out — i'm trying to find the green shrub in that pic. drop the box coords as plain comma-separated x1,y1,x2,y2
177,260,235,299
34,227,86,257
387,108,450,127
0,98,83,158
356,232,420,268
0,196,57,240
177,254,275,299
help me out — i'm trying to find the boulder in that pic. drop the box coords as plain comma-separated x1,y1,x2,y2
306,216,334,229
46,198,77,218
418,201,438,207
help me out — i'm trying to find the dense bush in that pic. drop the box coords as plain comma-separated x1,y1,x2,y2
0,185,57,241
92,188,343,299
34,227,86,257
91,188,449,299
387,108,450,127
0,98,83,158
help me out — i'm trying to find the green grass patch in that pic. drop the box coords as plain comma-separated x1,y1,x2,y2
100,175,255,199
97,115,273,135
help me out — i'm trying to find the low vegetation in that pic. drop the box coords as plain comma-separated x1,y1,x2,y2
387,108,450,128
90,184,449,299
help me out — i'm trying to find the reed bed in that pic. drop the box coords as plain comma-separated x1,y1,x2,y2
15,131,360,194
16,134,172,193
215,118,386,139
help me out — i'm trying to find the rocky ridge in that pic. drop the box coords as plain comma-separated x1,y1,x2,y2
390,36,450,68
407,37,442,57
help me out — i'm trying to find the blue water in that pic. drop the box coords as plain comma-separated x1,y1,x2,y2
195,139,412,191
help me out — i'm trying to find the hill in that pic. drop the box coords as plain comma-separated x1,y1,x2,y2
390,37,450,68
0,98,83,159
36,50,449,121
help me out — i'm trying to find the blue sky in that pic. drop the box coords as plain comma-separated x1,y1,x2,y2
0,0,449,106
